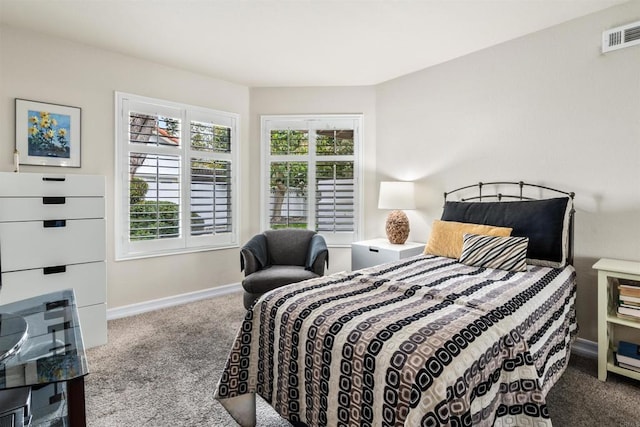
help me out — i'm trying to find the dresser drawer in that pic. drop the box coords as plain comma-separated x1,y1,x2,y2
352,244,399,270
1,261,106,307
0,197,104,222
0,219,105,272
0,173,104,197
351,239,425,270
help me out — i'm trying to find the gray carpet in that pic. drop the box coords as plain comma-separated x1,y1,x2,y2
86,292,640,426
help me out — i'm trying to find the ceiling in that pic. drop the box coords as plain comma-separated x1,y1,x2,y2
0,0,626,87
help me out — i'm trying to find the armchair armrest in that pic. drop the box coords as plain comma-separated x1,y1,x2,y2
306,234,329,275
241,234,268,276
310,250,328,275
240,248,261,276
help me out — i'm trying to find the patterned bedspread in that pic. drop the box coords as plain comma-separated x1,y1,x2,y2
215,255,577,427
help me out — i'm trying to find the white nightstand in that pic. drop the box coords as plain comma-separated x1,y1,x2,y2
351,238,425,271
593,258,640,382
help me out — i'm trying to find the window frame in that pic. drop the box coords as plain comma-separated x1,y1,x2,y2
260,114,363,246
115,92,239,260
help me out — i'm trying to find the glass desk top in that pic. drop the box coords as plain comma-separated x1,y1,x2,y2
0,290,88,390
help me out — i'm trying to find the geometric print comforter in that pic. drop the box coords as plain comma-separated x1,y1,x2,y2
214,255,577,427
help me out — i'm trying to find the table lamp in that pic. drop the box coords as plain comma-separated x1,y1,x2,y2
378,181,416,244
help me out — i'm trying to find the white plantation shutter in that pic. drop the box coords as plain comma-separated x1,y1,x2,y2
188,116,234,244
315,161,355,234
190,159,233,236
129,153,181,241
116,93,238,259
262,115,362,245
269,161,308,229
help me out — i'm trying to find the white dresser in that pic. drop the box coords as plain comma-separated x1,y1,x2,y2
0,172,107,348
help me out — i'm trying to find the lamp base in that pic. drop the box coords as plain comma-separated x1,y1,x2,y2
385,210,410,244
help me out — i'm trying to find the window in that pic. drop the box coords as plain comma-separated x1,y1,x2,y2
115,92,238,259
261,115,362,246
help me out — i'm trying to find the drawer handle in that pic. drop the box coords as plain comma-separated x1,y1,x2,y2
43,265,67,275
45,300,69,311
43,197,66,205
42,177,66,182
43,220,66,228
369,247,379,253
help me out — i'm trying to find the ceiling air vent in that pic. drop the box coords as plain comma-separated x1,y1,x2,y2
602,20,640,53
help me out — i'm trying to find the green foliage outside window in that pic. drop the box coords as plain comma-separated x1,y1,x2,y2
129,177,149,205
191,121,231,153
269,129,354,194
130,200,180,240
129,178,205,241
315,131,354,156
271,223,308,229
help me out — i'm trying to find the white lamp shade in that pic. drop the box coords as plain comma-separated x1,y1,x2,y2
378,181,416,210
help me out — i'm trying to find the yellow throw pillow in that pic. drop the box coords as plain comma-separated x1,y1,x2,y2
424,220,512,259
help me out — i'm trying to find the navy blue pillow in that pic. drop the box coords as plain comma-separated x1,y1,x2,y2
441,197,571,267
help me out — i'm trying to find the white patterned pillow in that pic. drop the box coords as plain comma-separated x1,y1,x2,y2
459,233,529,272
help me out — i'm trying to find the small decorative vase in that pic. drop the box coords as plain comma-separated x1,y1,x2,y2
385,210,410,244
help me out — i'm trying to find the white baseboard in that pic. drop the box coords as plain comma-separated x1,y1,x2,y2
107,282,242,320
571,337,598,359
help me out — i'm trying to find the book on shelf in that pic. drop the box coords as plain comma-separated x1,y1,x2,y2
617,305,640,319
617,341,640,360
619,296,640,306
617,361,640,373
619,279,640,287
616,354,640,368
617,312,640,322
619,283,640,298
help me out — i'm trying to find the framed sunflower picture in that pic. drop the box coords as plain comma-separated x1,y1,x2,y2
15,98,81,167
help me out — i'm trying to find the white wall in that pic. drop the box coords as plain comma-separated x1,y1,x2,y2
375,1,640,341
249,87,377,273
0,25,251,308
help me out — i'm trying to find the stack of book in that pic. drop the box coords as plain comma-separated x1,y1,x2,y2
617,280,640,320
616,341,640,373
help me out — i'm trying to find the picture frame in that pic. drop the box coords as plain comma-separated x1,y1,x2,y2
15,98,81,167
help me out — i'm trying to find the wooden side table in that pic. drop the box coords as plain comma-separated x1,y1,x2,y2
593,258,640,381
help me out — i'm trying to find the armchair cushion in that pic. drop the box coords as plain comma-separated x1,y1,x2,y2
242,266,319,295
264,229,315,266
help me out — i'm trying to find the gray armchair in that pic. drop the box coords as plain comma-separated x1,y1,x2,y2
241,229,328,309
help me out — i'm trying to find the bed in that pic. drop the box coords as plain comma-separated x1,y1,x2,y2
215,182,578,427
